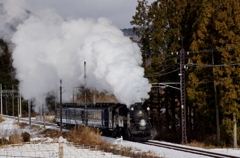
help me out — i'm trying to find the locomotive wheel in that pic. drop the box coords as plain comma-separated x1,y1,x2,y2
111,130,117,138
125,128,132,141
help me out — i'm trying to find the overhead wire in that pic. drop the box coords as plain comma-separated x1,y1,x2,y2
188,61,240,67
145,68,180,77
144,46,240,78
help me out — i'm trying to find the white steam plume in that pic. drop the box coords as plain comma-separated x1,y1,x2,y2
10,8,151,109
0,0,28,42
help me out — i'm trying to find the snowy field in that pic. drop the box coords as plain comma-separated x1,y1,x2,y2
0,117,240,158
0,142,130,158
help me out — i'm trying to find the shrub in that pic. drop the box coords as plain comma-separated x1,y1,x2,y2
45,117,55,123
9,130,22,144
14,121,28,129
67,126,103,145
21,132,31,142
0,137,9,145
0,115,5,123
41,129,62,138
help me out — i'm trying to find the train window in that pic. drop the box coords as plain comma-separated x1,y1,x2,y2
55,109,60,118
75,109,82,120
69,109,75,119
62,110,66,119
88,111,102,120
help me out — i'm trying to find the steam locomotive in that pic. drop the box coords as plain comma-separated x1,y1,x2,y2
55,102,154,141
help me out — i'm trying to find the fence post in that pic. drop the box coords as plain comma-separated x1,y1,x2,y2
114,136,123,146
58,136,64,158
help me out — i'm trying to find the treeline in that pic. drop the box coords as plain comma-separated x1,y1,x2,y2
0,39,22,116
132,0,240,146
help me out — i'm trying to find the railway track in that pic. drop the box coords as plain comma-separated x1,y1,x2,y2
2,115,59,128
144,140,239,158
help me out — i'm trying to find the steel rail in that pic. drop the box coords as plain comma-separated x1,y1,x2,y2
2,115,59,128
145,140,239,158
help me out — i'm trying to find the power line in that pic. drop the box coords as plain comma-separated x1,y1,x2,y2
162,63,178,71
145,68,180,77
188,61,240,67
186,48,217,54
184,45,240,54
146,55,177,66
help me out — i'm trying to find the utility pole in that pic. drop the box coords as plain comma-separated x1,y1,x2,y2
72,88,75,102
84,61,88,126
28,100,31,125
20,91,22,117
179,37,187,144
12,85,14,116
0,83,2,115
233,112,238,148
60,79,62,135
18,93,19,122
212,51,220,146
5,95,8,115
43,104,46,129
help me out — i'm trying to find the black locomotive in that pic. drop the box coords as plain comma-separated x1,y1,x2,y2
55,102,154,141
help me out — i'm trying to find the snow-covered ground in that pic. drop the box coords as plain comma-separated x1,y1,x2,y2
104,137,240,158
0,117,240,158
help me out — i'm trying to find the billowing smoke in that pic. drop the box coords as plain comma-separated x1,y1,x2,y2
0,0,28,43
3,1,151,110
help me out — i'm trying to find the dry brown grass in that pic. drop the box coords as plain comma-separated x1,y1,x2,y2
40,127,110,148
9,130,22,144
187,139,218,149
0,129,9,146
187,140,206,148
40,127,106,145
0,123,159,157
39,126,160,158
47,111,55,115
0,137,8,145
0,115,159,157
76,91,119,103
41,128,63,138
14,121,28,129
45,117,55,123
187,135,221,149
0,130,26,145
94,93,119,103
66,127,159,157
67,126,105,146
0,115,5,123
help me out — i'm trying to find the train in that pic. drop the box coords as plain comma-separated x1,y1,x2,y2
55,102,154,141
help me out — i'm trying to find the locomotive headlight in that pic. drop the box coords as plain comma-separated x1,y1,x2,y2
139,119,146,127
